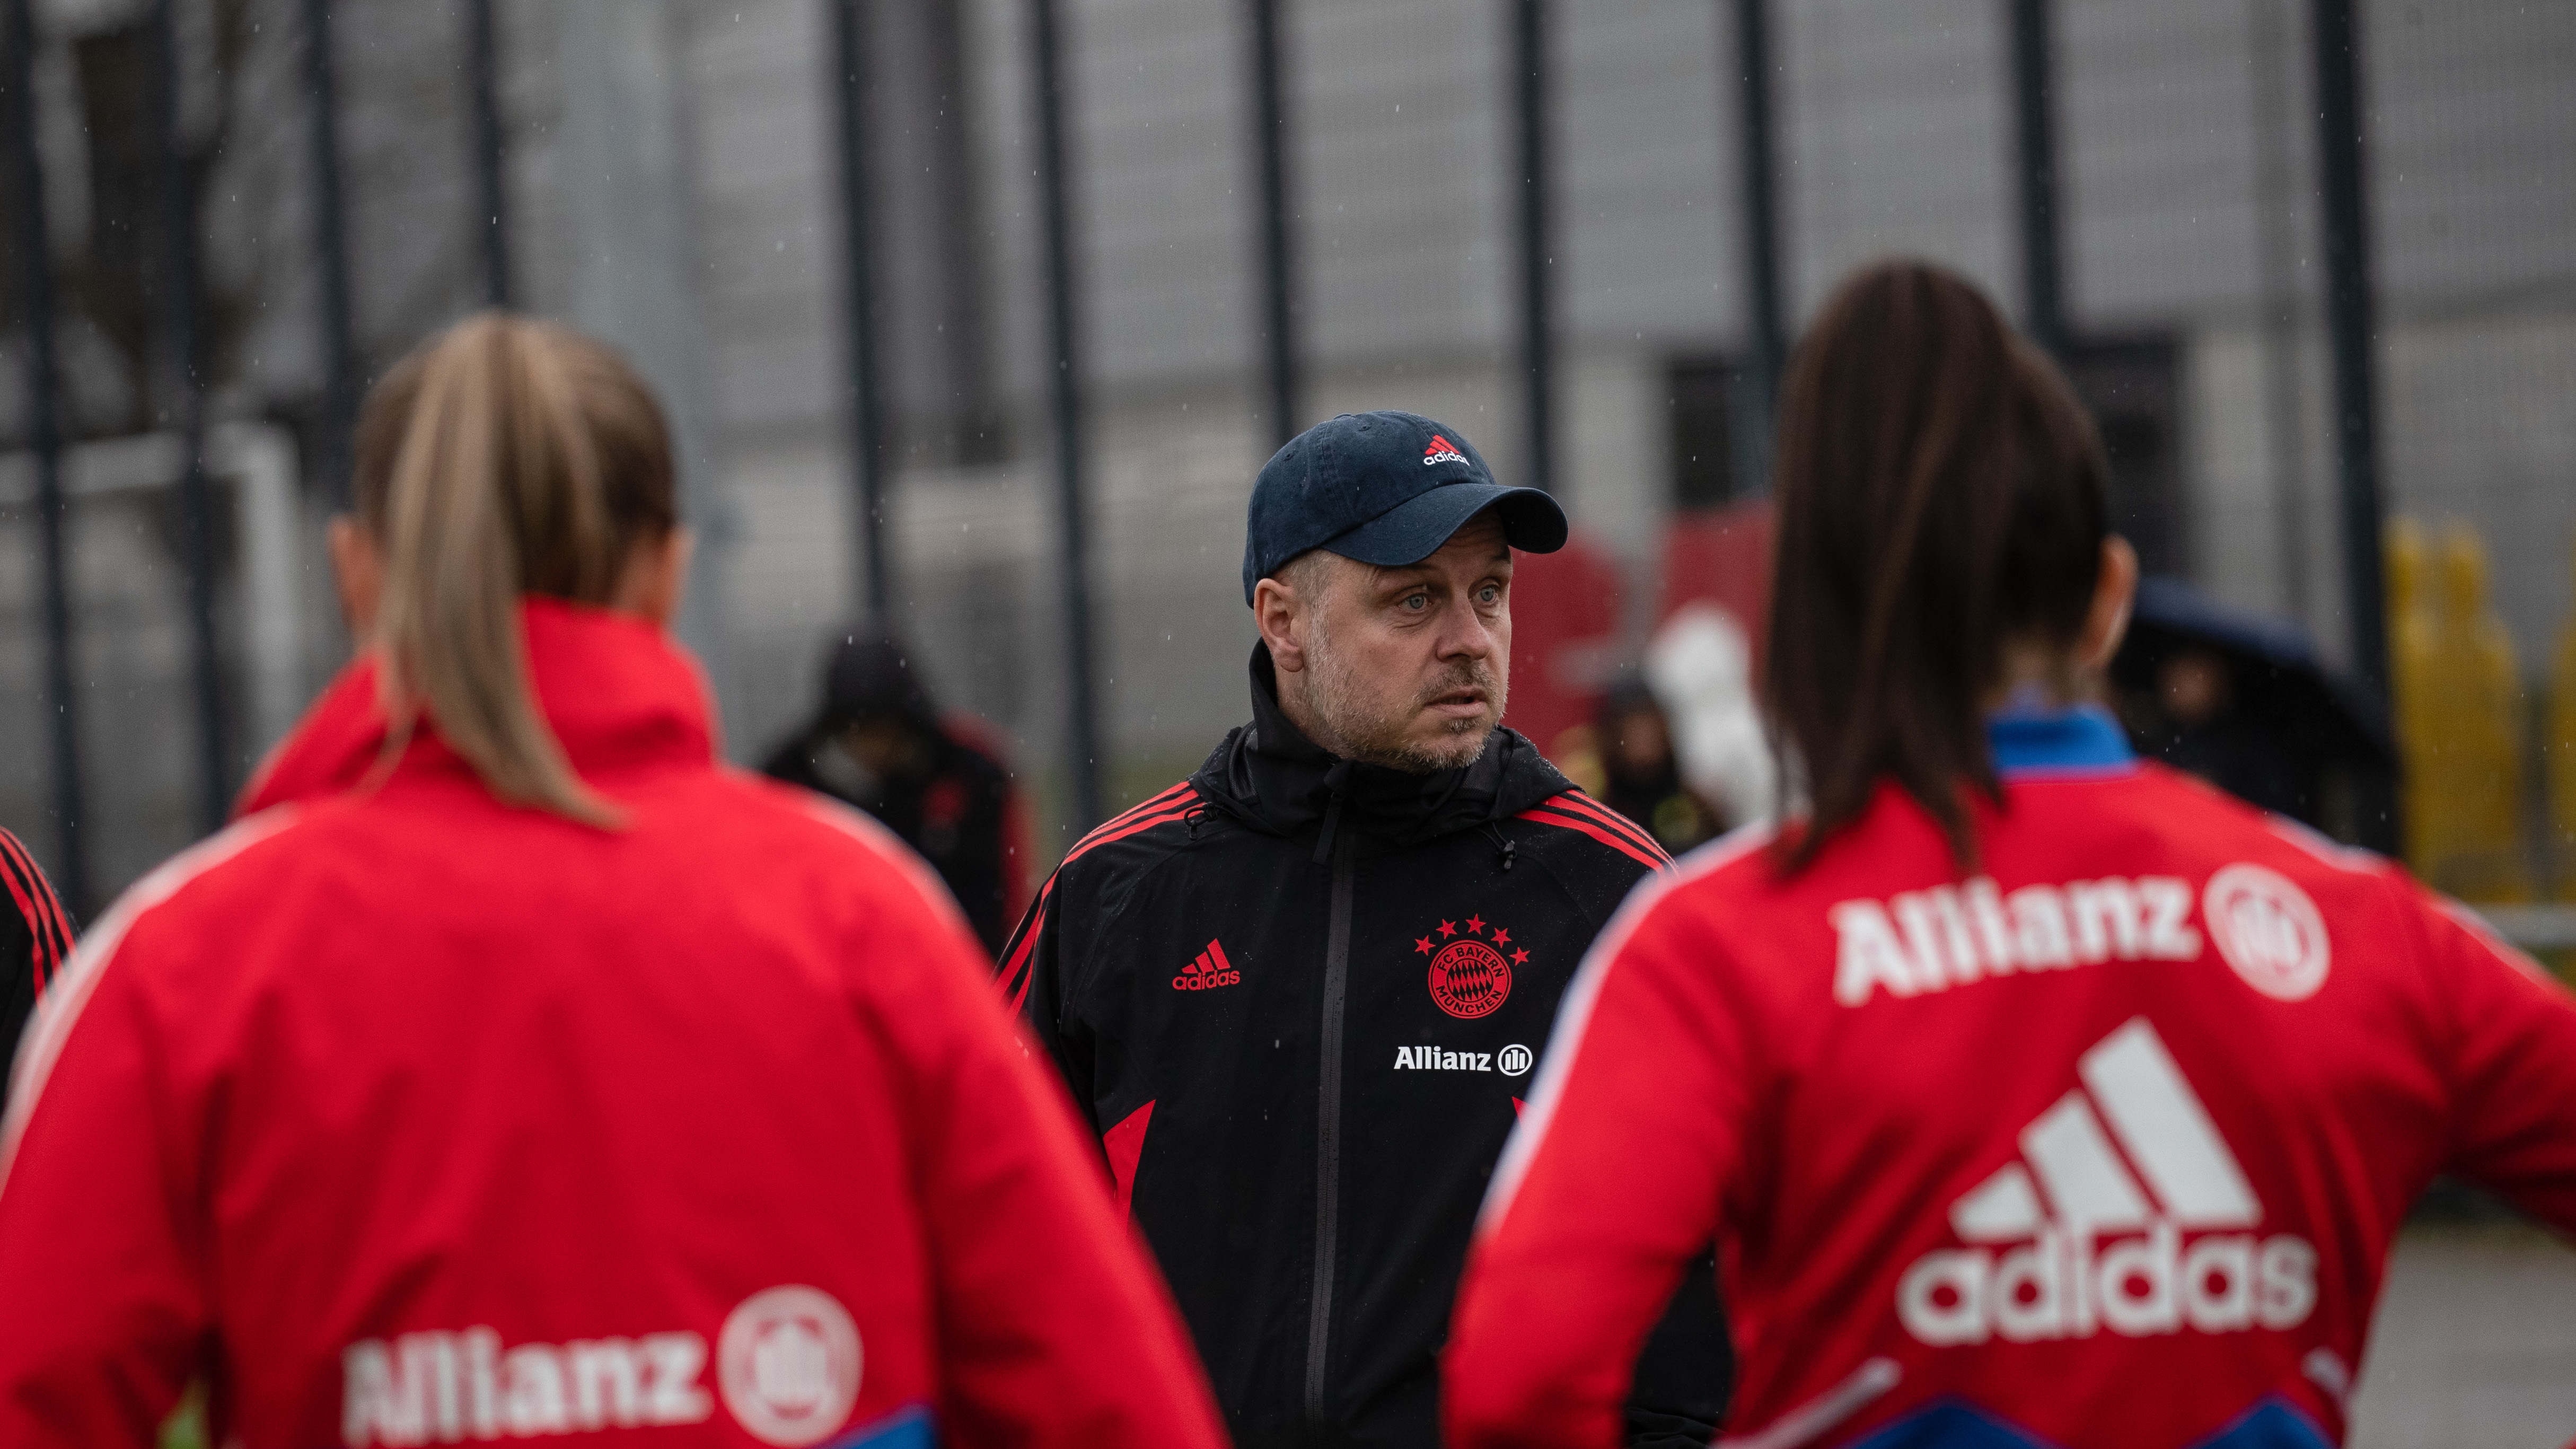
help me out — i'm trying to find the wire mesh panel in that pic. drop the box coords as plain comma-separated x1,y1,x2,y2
2,0,2571,901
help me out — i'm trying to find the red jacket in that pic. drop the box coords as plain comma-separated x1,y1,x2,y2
0,600,1227,1449
1446,713,2576,1449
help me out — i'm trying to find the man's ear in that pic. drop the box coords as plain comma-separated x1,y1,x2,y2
327,515,383,644
1254,572,1308,674
2079,534,2139,672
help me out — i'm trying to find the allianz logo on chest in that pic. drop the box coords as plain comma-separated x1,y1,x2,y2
1393,1042,1535,1077
1828,863,2331,1007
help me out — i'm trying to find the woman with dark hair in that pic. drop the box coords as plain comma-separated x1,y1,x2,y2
0,314,1225,1449
1443,262,2576,1449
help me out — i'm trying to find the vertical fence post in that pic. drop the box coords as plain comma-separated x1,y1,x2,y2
2009,0,2067,357
1512,0,1553,495
1728,0,1783,498
468,0,511,308
5,0,90,910
830,0,887,621
153,0,228,836
302,0,357,511
2311,0,2397,853
1250,0,1299,449
1028,0,1104,833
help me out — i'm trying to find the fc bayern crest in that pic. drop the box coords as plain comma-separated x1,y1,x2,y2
1414,913,1527,1019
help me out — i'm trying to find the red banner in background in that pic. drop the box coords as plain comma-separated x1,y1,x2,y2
1502,502,1777,768
1501,532,1627,760
1657,500,1775,684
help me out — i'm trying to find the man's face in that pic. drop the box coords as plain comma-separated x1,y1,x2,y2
838,717,927,779
1296,513,1514,772
1608,703,1672,780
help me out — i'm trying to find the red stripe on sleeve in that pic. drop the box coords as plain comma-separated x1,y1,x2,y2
0,830,71,980
1000,878,1059,1016
1002,784,1200,1016
1513,806,1669,873
1094,781,1195,836
1542,792,1671,864
1061,799,1200,868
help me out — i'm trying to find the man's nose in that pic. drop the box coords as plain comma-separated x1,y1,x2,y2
1435,599,1498,661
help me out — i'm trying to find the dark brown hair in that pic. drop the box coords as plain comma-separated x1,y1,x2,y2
1764,260,2109,868
352,312,677,823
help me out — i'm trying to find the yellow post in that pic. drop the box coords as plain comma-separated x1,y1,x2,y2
2548,531,2576,895
2402,523,2529,901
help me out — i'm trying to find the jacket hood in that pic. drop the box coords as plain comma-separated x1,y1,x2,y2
814,632,942,735
1188,643,1568,850
234,598,720,819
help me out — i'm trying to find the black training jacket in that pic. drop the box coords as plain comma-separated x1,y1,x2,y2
1000,647,1732,1448
762,722,1019,954
0,827,74,1119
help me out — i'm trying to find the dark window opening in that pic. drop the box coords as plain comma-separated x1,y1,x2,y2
1667,354,1738,512
2062,336,2185,577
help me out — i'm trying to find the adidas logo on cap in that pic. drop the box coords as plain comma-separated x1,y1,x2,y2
1422,435,1469,467
1896,1017,2317,1347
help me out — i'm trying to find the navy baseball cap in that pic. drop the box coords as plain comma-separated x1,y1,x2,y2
1242,410,1568,605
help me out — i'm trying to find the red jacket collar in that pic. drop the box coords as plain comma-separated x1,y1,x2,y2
234,598,719,818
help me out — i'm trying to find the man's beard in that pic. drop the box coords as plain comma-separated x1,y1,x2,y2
1304,625,1507,774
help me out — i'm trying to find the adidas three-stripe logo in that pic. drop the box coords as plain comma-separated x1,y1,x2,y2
1171,938,1241,991
1896,1017,2317,1347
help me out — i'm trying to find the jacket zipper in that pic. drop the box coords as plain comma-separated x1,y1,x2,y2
1304,825,1355,1429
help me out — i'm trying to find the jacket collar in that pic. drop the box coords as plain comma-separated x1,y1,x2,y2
1986,702,2136,779
1188,643,1567,851
235,598,719,817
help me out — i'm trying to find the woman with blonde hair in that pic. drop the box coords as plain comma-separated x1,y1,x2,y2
0,314,1226,1449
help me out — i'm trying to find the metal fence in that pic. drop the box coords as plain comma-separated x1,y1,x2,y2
5,0,2571,922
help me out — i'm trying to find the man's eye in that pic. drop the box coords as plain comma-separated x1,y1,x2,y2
1402,594,1430,611
1477,585,1501,604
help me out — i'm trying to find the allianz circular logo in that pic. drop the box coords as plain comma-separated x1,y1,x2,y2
1498,1044,1534,1077
718,1286,863,1446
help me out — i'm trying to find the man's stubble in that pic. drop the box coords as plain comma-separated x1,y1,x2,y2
1302,591,1507,774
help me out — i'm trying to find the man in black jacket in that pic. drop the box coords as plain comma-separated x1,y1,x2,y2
0,826,75,1117
764,633,1026,953
1001,411,1730,1447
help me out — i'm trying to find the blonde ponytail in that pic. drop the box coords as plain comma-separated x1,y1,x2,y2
353,313,678,824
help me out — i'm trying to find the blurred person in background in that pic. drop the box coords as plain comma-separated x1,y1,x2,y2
763,634,1027,956
998,410,1731,1449
2104,576,2396,841
1595,682,1726,854
2139,648,2305,816
0,829,75,1117
0,314,1227,1449
1444,261,2576,1449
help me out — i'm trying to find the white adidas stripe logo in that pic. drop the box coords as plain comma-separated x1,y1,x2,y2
1897,1017,2317,1346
